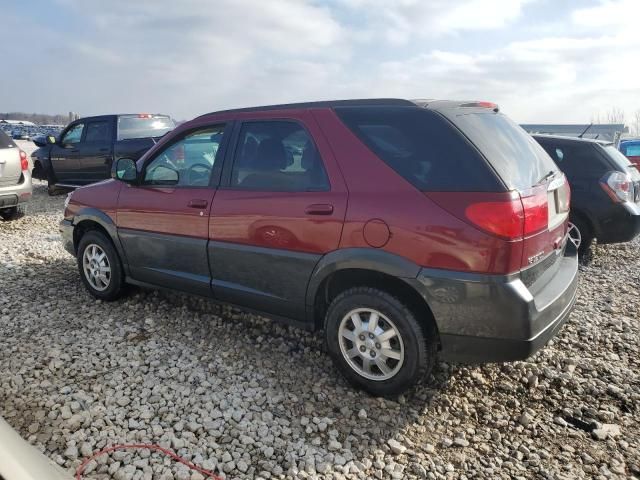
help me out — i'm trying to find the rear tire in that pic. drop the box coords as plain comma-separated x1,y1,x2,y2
325,287,436,396
77,230,125,301
0,205,25,221
568,216,593,258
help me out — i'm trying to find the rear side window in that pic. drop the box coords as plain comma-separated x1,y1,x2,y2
0,130,16,149
230,121,329,191
444,111,558,190
117,115,175,140
536,140,603,178
84,120,112,143
334,107,501,192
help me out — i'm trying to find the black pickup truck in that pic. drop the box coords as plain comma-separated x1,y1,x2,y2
32,114,174,194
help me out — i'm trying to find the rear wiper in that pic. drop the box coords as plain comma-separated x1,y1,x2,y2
536,170,556,185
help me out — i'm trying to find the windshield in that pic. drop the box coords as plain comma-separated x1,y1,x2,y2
604,145,640,180
445,111,558,190
117,115,175,140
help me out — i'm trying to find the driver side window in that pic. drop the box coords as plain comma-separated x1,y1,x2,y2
62,123,85,145
143,125,226,187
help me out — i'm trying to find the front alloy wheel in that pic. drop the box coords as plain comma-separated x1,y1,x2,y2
76,230,125,301
82,244,112,291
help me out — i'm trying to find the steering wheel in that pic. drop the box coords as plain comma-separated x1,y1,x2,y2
187,163,212,185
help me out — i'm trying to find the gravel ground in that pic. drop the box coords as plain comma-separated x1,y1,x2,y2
1,178,639,480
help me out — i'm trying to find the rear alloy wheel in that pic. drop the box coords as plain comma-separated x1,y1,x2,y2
325,287,436,396
568,216,593,257
77,230,124,301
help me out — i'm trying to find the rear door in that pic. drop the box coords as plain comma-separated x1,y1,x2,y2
117,123,229,296
78,118,114,183
209,113,347,320
50,121,85,184
0,131,21,189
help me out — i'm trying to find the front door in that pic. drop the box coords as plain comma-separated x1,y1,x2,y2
209,116,347,320
117,124,229,296
50,121,85,184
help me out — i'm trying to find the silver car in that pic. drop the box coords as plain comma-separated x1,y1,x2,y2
0,130,32,220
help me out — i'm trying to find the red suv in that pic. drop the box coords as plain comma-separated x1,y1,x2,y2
61,99,578,395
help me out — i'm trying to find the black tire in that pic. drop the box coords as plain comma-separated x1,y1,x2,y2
76,230,125,301
325,287,436,397
569,215,593,258
0,205,25,221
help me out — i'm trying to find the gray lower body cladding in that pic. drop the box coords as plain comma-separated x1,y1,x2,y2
409,242,579,363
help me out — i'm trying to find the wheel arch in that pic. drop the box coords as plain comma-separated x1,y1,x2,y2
72,208,129,274
306,249,438,339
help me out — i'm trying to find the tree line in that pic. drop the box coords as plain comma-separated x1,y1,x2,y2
0,112,70,126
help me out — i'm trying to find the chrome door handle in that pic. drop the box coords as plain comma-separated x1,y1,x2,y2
305,204,334,215
188,199,208,209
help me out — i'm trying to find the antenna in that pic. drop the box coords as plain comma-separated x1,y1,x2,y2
578,123,593,138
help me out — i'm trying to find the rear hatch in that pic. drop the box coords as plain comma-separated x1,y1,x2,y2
0,131,22,188
434,103,570,277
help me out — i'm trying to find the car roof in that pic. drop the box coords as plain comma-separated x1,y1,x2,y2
532,133,612,146
196,98,500,120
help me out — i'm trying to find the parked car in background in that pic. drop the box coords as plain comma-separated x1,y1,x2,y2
61,99,578,395
0,130,32,220
533,135,640,255
619,139,640,169
32,114,174,195
11,129,30,140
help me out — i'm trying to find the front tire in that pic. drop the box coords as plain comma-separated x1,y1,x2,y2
77,230,125,301
325,287,436,396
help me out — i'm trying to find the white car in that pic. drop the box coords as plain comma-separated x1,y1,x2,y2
0,130,32,220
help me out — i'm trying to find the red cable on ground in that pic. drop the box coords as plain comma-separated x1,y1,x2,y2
75,443,222,480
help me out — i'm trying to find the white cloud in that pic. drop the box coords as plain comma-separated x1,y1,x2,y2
1,0,639,124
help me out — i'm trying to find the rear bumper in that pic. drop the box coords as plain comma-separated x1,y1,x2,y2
409,242,579,363
597,201,640,244
0,173,32,208
60,218,75,256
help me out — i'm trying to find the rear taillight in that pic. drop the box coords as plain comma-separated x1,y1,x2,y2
465,199,524,239
601,171,633,203
556,176,571,213
521,188,548,235
464,187,549,240
19,150,28,171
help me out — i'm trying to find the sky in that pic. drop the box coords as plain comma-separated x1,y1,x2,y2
1,0,639,124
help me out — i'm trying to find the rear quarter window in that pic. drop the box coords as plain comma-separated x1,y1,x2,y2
0,130,16,149
334,107,502,192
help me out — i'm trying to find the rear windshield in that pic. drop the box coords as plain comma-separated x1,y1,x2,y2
117,115,175,140
0,130,16,149
444,111,558,190
334,106,502,192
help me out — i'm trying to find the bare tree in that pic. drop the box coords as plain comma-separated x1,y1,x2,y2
633,109,640,136
605,107,625,125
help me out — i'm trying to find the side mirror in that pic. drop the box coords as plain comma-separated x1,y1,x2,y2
46,135,56,145
112,157,138,183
